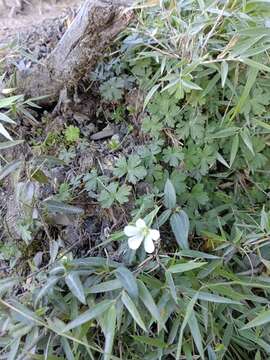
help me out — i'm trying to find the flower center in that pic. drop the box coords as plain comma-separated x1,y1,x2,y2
141,226,150,237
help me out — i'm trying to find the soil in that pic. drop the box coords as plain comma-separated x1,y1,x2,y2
0,0,137,276
0,0,81,42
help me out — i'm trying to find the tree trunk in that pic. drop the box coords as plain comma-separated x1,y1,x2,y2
16,0,133,104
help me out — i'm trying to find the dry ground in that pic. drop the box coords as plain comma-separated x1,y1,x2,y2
0,0,81,40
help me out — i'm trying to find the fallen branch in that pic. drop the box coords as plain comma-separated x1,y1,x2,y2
16,0,133,104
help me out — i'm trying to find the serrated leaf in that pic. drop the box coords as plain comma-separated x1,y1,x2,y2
170,211,190,249
116,267,138,299
65,272,86,304
121,291,147,331
63,300,115,332
164,179,176,209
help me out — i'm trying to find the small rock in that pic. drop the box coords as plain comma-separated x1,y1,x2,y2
90,125,114,141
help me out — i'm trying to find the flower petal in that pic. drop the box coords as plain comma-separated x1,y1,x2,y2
124,225,139,237
150,229,160,241
128,234,144,250
144,234,155,253
136,218,146,229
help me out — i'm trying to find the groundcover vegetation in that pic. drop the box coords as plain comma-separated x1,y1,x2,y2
1,0,270,359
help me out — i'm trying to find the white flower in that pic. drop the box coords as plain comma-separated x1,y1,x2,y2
124,218,160,253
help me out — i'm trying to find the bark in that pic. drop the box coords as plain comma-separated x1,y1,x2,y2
16,0,133,104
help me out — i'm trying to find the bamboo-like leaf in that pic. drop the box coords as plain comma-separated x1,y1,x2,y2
103,305,117,360
170,211,190,249
221,61,228,88
240,128,254,155
65,272,86,305
0,159,23,181
188,312,205,359
0,140,24,150
34,277,59,307
0,123,12,140
63,300,115,332
138,280,166,329
176,293,198,360
164,178,176,209
168,261,206,274
0,95,23,109
230,134,239,167
87,279,122,294
115,267,138,299
241,309,270,329
143,84,160,109
231,66,258,121
44,200,84,215
121,291,147,331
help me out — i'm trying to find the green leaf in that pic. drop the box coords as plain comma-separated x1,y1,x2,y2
63,300,115,332
170,211,190,249
0,95,23,109
0,123,12,140
103,305,117,360
221,61,228,88
216,152,230,169
65,272,86,304
61,338,75,360
34,277,59,307
177,250,220,259
0,277,18,295
143,84,160,109
132,335,167,348
113,155,147,184
176,293,198,360
0,159,22,181
208,127,239,139
137,279,166,329
0,140,24,150
87,279,122,294
240,128,254,155
121,291,147,331
44,200,84,215
168,261,207,274
188,311,205,359
241,309,270,329
255,119,270,131
230,134,239,167
164,179,176,209
116,267,138,299
181,79,202,90
231,65,258,121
